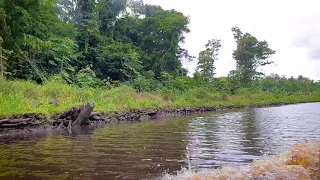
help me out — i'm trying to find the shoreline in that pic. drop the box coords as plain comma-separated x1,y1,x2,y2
1,101,319,137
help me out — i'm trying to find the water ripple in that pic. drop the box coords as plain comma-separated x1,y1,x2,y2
0,103,319,179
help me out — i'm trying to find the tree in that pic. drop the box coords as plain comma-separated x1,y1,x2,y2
95,42,142,81
76,0,98,55
58,0,78,23
119,3,192,77
0,0,78,82
127,0,144,17
97,0,127,36
195,39,221,82
0,36,4,79
231,26,276,86
227,70,241,94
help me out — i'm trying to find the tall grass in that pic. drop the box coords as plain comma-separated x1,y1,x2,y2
0,79,165,118
0,79,320,118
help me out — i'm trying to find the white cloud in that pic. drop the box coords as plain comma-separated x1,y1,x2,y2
144,0,320,80
291,16,320,61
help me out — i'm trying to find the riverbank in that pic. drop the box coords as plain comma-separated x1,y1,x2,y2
1,80,320,132
1,101,315,132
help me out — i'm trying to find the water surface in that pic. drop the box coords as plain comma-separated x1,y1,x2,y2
0,103,319,179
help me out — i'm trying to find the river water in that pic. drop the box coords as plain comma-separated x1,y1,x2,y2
0,103,319,179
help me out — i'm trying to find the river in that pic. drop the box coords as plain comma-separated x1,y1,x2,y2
0,102,319,179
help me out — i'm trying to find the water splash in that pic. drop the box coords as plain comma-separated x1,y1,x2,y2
161,140,320,180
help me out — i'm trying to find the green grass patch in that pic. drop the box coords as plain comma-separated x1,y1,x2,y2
0,79,320,118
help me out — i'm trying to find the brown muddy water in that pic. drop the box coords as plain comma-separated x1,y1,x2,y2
0,103,319,180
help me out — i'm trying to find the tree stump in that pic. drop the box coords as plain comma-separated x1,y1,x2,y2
72,102,95,126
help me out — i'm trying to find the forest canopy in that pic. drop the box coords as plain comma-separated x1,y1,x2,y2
0,0,319,94
0,0,192,82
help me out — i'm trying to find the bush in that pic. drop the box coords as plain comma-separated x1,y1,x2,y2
131,76,161,92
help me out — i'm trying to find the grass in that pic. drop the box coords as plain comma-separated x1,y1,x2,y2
0,79,320,118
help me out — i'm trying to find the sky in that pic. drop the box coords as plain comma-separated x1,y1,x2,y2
144,0,320,80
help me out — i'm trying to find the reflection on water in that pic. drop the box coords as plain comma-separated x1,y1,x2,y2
186,110,265,170
0,103,319,179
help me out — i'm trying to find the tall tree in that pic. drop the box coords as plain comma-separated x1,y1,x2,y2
74,0,141,81
116,2,193,77
127,0,144,17
0,0,193,84
138,6,192,77
231,26,276,86
0,0,77,81
95,42,142,81
76,0,98,54
195,39,221,82
97,0,127,36
0,36,4,79
58,0,78,23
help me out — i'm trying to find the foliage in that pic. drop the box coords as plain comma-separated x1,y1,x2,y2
131,76,159,92
259,74,320,94
231,27,276,87
0,0,320,118
0,0,193,84
0,78,319,118
73,66,105,88
118,2,193,77
195,39,221,82
0,0,78,82
95,42,142,81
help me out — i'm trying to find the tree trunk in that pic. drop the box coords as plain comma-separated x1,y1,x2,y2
72,102,95,126
0,47,3,80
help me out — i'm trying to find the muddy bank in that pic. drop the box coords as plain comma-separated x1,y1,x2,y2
0,101,318,137
46,101,320,126
0,114,46,130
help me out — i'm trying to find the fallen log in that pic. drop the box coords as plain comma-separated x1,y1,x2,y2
19,121,29,125
57,122,64,130
67,120,72,132
0,119,9,124
72,102,95,126
9,118,32,123
0,123,19,128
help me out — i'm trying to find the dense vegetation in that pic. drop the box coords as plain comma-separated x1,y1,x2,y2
1,78,320,118
0,0,319,117
0,0,192,83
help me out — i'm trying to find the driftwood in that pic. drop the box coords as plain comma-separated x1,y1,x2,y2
0,123,20,128
9,118,32,123
0,119,9,124
67,120,72,134
57,122,64,130
0,118,33,128
72,102,95,126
